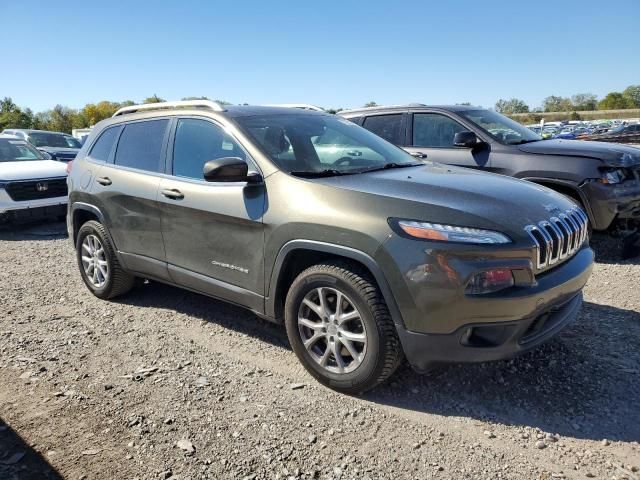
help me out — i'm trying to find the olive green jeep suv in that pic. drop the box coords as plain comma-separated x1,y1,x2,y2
67,100,593,393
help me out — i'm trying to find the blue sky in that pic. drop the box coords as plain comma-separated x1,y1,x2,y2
2,0,639,112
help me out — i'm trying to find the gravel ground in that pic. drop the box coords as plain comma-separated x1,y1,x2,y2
0,221,638,480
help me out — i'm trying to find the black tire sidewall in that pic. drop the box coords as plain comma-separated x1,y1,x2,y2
285,271,383,392
76,222,115,299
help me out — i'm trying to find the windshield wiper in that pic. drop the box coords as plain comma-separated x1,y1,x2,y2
290,169,349,178
357,162,424,174
508,139,541,145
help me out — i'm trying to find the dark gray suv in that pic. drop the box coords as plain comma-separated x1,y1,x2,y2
340,105,640,236
67,100,594,393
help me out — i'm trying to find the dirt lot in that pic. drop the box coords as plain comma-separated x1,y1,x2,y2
0,221,638,480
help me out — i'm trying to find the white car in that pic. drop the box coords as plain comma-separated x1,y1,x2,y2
0,134,68,224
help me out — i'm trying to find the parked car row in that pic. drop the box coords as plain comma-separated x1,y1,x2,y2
526,120,640,140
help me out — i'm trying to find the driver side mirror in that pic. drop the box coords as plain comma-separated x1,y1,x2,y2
453,131,479,148
203,157,260,183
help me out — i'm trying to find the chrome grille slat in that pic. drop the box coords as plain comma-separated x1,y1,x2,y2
525,207,588,270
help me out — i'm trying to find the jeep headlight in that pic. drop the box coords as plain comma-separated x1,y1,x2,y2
394,220,511,244
599,168,628,185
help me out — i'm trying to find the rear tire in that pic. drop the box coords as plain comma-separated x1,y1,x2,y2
76,220,134,299
284,261,403,394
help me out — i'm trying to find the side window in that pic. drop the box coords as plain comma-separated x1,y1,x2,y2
114,119,169,172
172,118,246,180
412,113,467,147
362,114,403,144
88,127,119,162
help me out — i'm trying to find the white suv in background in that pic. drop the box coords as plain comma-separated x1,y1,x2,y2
0,134,68,224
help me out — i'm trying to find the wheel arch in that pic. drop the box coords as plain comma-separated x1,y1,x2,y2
266,240,405,328
70,203,112,247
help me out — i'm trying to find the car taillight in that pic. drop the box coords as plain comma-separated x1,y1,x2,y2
66,161,73,174
465,268,514,295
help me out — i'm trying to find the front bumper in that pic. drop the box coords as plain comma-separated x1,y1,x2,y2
580,179,640,230
376,234,593,370
398,292,583,372
0,190,67,223
0,203,67,223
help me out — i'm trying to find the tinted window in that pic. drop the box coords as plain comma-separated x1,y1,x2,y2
28,131,78,148
172,119,246,180
412,113,467,147
0,138,44,162
89,127,120,162
362,114,403,144
115,120,169,172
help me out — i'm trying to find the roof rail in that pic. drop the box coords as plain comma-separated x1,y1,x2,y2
339,103,426,115
262,103,325,112
112,100,225,117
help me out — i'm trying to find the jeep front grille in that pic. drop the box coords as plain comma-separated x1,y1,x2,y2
525,207,588,269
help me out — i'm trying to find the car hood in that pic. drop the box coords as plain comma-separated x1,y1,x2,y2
516,139,640,167
0,160,68,181
312,162,577,236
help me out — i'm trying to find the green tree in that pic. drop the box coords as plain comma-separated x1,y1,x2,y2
571,93,597,111
542,96,573,112
82,101,123,125
494,98,529,114
42,105,81,133
0,97,34,130
143,94,166,104
598,92,635,110
622,85,640,107
363,101,378,108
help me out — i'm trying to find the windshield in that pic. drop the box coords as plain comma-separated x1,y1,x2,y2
28,132,82,149
458,109,542,145
234,114,419,174
0,138,45,162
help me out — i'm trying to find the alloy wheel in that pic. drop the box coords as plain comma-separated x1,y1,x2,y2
81,234,109,288
297,287,367,374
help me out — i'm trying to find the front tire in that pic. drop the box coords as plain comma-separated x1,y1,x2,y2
76,220,134,299
284,261,403,394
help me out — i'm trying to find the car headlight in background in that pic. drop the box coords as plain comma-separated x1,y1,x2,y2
599,168,628,184
394,220,512,244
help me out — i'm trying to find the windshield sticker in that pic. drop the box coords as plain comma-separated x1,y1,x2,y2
8,140,28,145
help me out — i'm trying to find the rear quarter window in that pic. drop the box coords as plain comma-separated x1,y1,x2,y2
88,127,120,162
114,120,169,172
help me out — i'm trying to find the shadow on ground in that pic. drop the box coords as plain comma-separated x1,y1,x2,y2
0,220,67,242
365,300,640,443
591,232,640,264
0,418,62,480
118,280,640,443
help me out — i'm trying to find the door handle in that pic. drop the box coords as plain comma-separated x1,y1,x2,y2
161,188,184,200
410,151,428,159
96,176,112,186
